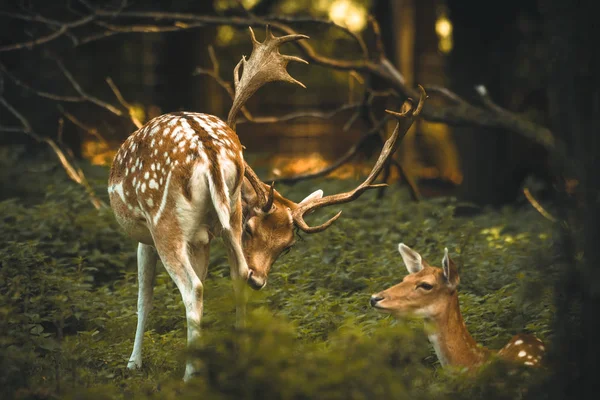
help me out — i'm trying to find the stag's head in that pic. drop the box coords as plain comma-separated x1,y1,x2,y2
239,86,425,290
370,244,460,319
226,26,426,290
240,179,326,289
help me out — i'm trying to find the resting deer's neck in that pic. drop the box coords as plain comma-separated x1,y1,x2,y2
426,293,490,368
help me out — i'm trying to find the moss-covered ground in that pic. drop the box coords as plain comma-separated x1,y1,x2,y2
0,153,558,399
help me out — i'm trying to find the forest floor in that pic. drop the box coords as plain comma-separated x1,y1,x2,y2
0,148,559,399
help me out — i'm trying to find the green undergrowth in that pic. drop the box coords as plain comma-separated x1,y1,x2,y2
1,161,558,399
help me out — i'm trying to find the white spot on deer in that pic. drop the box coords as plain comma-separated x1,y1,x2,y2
527,354,533,359
154,149,158,156
150,163,155,171
166,157,171,165
159,139,164,146
159,177,163,185
127,204,133,210
154,170,173,225
146,198,154,207
168,118,178,127
180,120,192,130
179,140,187,148
518,350,527,358
149,179,158,190
144,172,150,180
141,183,147,193
151,125,160,135
151,138,156,147
514,339,523,346
133,177,137,186
190,142,197,150
131,166,136,173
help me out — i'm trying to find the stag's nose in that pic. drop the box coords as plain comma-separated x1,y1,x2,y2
370,295,384,307
247,270,266,290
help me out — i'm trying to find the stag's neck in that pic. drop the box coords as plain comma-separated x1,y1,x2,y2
426,293,490,368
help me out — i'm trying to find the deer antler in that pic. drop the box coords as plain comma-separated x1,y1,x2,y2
291,85,427,233
226,25,308,210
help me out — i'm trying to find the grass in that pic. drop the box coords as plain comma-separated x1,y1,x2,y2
0,155,558,399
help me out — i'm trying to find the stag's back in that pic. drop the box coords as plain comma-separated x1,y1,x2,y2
108,112,244,242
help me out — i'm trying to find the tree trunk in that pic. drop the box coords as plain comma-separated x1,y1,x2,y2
539,0,600,397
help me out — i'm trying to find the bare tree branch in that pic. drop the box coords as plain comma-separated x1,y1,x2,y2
272,115,391,184
0,95,107,210
105,77,143,128
52,57,123,116
0,13,95,51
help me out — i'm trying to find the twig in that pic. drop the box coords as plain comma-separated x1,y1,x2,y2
0,62,83,102
273,116,392,184
106,77,143,128
52,57,123,116
0,13,95,52
0,95,107,210
59,106,109,145
523,187,557,223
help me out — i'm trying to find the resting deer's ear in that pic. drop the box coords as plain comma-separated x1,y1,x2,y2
299,189,323,205
398,243,424,274
442,248,460,288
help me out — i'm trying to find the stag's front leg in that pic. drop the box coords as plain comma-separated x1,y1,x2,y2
154,235,206,381
222,195,249,328
128,243,158,370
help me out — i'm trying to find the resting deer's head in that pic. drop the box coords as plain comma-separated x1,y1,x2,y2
370,244,460,319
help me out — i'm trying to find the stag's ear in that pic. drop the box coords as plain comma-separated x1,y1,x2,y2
398,243,424,274
442,248,459,289
299,189,323,205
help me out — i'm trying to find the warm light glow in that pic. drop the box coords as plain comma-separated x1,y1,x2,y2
328,0,367,32
214,0,259,12
435,17,452,38
435,10,453,54
82,140,116,166
216,26,235,46
267,153,401,181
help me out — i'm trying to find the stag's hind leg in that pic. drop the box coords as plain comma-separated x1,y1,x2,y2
128,243,158,370
152,222,209,381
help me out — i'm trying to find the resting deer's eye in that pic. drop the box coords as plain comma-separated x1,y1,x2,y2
244,224,253,237
417,282,433,291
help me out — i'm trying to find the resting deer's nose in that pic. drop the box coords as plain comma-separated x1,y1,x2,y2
247,270,266,290
370,295,384,307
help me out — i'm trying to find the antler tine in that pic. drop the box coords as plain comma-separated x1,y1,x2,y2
262,181,275,212
292,87,427,233
226,25,309,130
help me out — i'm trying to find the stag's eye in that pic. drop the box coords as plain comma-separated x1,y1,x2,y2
417,282,433,291
244,224,253,237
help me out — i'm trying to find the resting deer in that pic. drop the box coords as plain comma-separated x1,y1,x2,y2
370,244,545,369
108,26,426,380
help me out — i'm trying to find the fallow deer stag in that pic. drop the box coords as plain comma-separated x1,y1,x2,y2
370,244,545,369
108,25,425,380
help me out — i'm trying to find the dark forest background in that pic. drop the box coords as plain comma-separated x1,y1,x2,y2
1,0,599,398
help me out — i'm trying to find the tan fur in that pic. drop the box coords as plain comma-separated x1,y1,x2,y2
371,245,545,369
